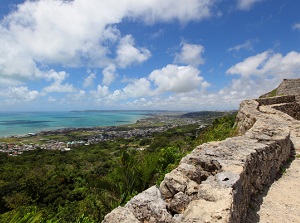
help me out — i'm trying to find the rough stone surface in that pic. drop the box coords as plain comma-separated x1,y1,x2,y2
234,100,260,134
125,185,176,223
169,192,192,214
102,91,300,223
273,102,300,120
260,78,300,102
102,207,139,223
276,78,300,97
182,198,232,223
256,95,295,105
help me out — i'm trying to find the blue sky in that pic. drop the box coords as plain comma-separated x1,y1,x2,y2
0,0,300,111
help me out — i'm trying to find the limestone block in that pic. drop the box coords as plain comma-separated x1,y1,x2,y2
102,206,139,223
182,198,232,223
176,163,203,184
169,192,192,214
125,185,176,223
198,182,233,202
160,170,198,199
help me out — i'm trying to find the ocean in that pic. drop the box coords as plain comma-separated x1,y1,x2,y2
0,110,152,137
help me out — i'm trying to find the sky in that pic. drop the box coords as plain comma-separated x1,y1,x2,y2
0,0,300,111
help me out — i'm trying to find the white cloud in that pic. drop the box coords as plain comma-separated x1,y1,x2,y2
174,42,205,67
83,72,96,88
107,90,122,101
92,85,110,98
102,64,117,86
139,49,300,110
149,64,204,93
43,83,75,93
48,97,57,103
122,78,153,98
227,39,257,52
0,86,39,103
226,51,270,77
150,29,164,39
237,0,264,10
223,50,300,107
0,0,216,83
116,35,151,68
292,23,300,31
91,78,153,102
127,98,151,108
226,50,300,79
43,70,75,93
72,90,87,101
0,27,37,83
133,0,216,24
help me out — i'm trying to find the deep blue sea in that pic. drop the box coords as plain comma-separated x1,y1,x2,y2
0,111,152,137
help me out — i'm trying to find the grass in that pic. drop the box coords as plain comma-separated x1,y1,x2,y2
259,88,277,98
268,88,277,97
280,166,287,174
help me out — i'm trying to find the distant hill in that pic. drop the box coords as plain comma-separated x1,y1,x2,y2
181,111,233,119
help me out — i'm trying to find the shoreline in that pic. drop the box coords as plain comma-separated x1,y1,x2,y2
0,111,187,140
0,111,202,155
0,110,235,155
0,112,159,139
0,110,188,140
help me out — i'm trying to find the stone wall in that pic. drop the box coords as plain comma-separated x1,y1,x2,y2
102,99,296,223
277,79,300,96
256,95,295,106
259,78,300,102
273,102,300,121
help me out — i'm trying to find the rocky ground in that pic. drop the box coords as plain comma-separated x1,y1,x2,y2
257,157,300,223
246,105,300,223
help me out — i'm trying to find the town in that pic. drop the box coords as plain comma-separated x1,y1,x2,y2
0,112,214,156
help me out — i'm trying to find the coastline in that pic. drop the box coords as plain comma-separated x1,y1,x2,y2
0,110,236,155
0,110,158,138
0,111,191,139
0,111,201,155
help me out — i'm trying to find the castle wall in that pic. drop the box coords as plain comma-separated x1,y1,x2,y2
103,96,299,223
277,79,300,97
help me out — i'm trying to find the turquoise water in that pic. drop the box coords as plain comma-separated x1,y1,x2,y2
0,111,152,137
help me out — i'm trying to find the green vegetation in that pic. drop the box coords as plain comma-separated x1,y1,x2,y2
259,88,277,98
0,114,236,222
268,88,278,97
196,114,237,144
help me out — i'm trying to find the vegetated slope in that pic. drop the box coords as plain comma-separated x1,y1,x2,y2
0,113,236,223
181,111,232,119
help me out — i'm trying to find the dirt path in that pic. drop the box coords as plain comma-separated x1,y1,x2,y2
247,106,300,223
257,156,300,223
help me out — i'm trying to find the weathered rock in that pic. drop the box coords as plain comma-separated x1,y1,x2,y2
125,185,176,223
102,206,139,223
169,192,192,214
274,102,300,120
198,180,233,202
182,198,232,223
276,78,300,97
234,100,260,134
176,163,203,184
160,170,198,199
256,95,295,105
